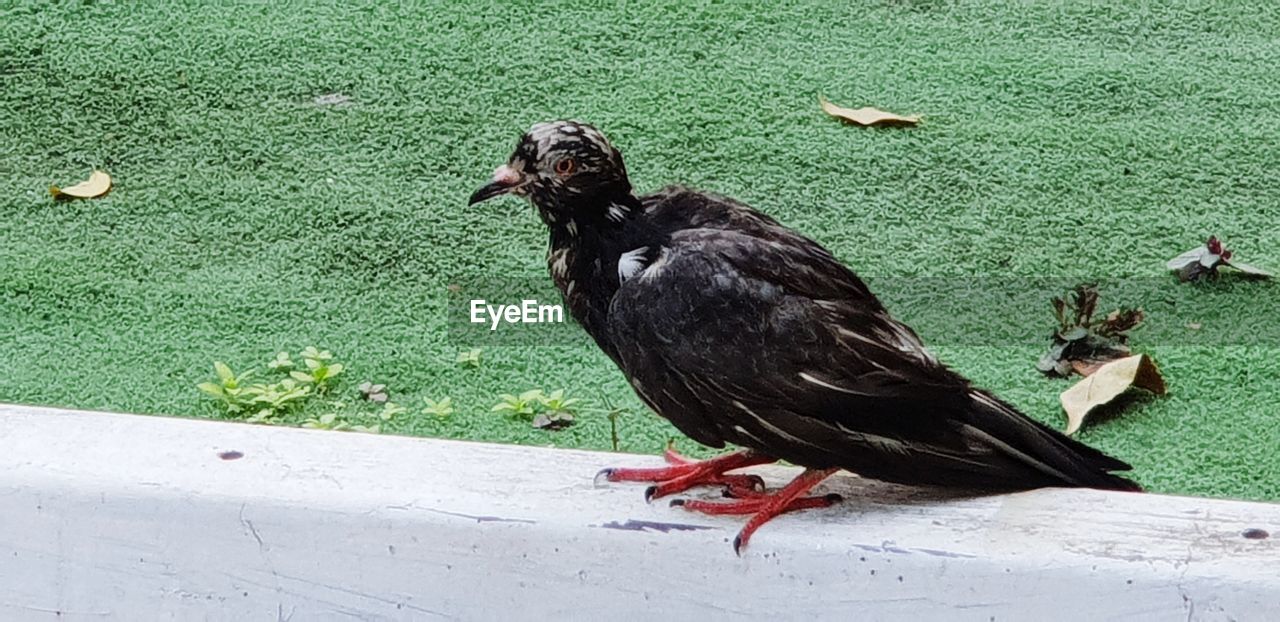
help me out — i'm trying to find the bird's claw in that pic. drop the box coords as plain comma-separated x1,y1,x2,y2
593,468,615,488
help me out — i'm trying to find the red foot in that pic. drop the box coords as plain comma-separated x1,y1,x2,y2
672,468,840,554
671,493,840,515
595,448,775,501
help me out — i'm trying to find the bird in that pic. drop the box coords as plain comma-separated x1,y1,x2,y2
469,120,1140,554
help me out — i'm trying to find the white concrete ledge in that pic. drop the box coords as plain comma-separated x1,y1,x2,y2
1,403,1277,621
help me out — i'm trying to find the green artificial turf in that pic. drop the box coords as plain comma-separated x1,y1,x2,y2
2,1,1279,500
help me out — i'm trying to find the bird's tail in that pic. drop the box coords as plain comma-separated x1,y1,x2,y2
965,389,1142,492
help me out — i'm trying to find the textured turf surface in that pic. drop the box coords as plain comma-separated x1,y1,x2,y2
2,2,1279,500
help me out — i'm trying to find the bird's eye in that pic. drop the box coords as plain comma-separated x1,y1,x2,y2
554,157,576,176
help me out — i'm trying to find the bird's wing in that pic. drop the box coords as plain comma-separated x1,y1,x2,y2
607,226,1135,490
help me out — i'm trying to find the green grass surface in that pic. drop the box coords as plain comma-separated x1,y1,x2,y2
3,1,1279,500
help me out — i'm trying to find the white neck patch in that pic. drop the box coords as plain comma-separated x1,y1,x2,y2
617,247,650,283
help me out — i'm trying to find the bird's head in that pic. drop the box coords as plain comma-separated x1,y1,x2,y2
469,121,635,226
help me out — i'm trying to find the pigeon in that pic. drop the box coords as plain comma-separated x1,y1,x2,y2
470,121,1140,553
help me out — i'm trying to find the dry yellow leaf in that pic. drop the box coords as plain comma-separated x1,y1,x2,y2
819,97,920,127
1060,354,1166,435
50,170,112,200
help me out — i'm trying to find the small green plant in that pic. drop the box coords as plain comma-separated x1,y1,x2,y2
539,389,580,416
600,394,632,452
456,348,483,369
378,401,407,421
1038,284,1143,377
302,413,348,431
197,362,256,414
534,389,580,429
196,348,390,433
266,351,294,372
301,412,381,434
422,397,454,418
493,389,580,429
290,347,345,391
492,389,544,419
243,378,311,423
199,349,345,420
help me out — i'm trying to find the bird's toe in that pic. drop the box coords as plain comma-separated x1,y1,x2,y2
593,468,615,487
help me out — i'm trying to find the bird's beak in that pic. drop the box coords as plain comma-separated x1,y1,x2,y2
468,165,525,205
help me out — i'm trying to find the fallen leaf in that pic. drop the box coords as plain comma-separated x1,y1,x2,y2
1169,236,1272,281
819,97,920,127
358,381,388,403
50,170,111,200
1165,250,1200,271
1226,261,1273,278
1060,354,1166,435
1069,359,1107,377
532,412,575,430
